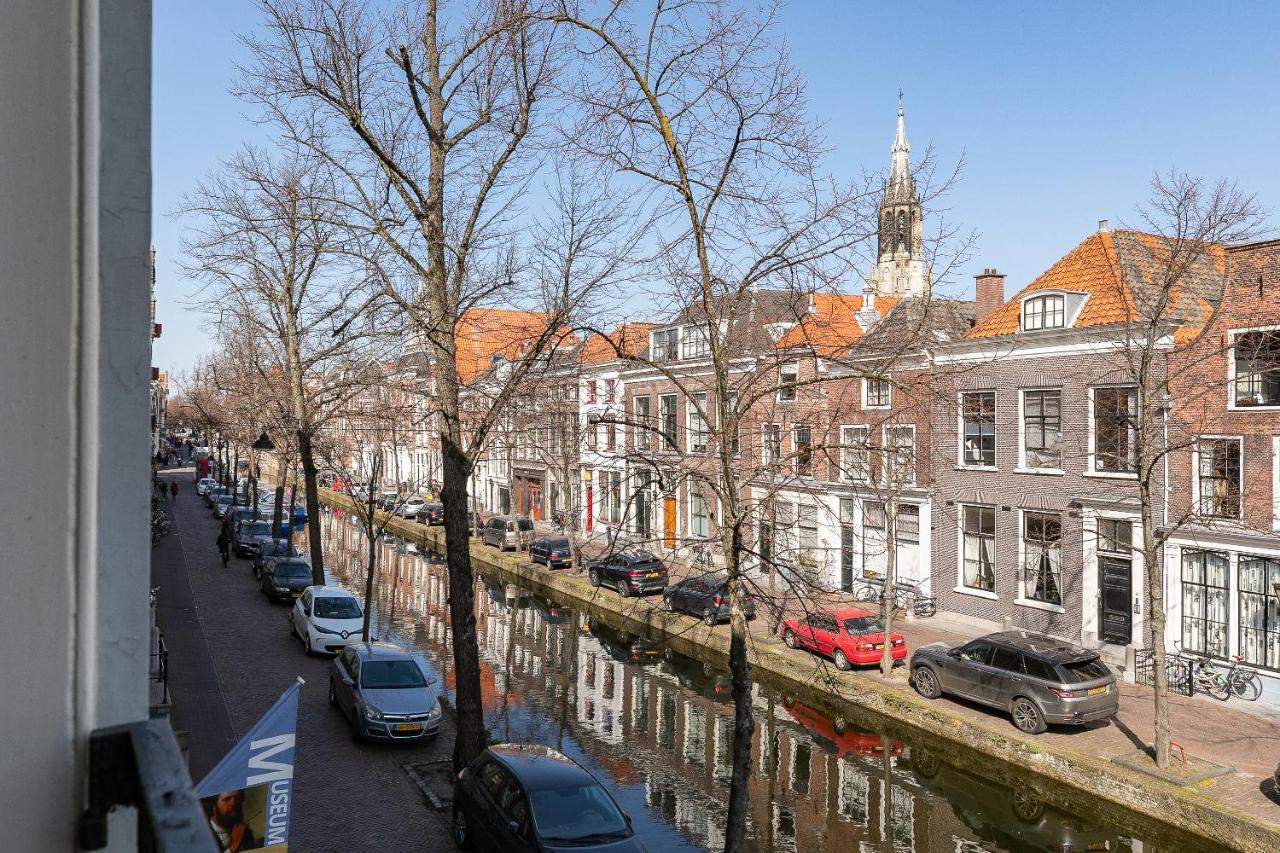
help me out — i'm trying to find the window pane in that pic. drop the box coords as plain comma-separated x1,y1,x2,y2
961,391,996,466
1022,512,1062,605
1094,387,1138,472
962,505,996,592
1023,390,1062,469
1181,549,1229,657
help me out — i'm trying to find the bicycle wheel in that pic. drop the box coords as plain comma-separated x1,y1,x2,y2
1203,670,1231,701
1230,670,1263,701
851,584,876,601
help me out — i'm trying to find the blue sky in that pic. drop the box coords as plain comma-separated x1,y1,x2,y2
152,1,1280,376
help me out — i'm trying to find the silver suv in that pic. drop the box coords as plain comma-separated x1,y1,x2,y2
481,515,534,551
909,631,1118,734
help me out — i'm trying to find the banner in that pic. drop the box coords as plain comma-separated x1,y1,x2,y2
197,678,303,853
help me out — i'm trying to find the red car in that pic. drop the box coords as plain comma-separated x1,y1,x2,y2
781,607,907,669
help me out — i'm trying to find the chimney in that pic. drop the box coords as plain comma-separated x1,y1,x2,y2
1098,219,1110,233
974,268,1005,324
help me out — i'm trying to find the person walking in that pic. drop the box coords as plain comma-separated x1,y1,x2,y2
170,480,179,501
216,527,230,566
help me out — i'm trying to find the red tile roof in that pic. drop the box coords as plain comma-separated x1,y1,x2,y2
579,322,658,365
455,308,574,383
966,229,1224,339
774,293,899,356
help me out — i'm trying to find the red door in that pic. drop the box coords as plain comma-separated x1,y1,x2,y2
585,486,594,532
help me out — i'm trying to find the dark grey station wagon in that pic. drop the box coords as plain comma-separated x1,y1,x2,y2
910,631,1118,734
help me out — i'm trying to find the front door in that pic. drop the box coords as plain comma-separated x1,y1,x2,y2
663,495,677,549
1099,555,1133,644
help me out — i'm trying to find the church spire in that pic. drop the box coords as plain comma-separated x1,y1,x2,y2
890,91,909,186
868,94,930,299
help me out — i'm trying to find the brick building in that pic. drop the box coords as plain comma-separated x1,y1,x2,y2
1164,237,1280,683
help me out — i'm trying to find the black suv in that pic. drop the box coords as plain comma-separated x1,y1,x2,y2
452,744,646,852
662,571,756,626
529,536,573,569
587,550,668,597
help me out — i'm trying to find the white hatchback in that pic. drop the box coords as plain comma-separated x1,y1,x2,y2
400,497,427,518
196,477,218,495
290,586,365,655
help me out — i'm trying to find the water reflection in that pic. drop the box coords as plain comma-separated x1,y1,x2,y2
320,509,1199,853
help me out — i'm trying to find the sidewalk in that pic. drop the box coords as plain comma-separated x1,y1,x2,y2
153,467,453,852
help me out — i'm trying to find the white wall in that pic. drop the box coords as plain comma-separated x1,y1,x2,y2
0,1,151,849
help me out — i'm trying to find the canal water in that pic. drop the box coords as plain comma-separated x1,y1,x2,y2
318,510,1226,853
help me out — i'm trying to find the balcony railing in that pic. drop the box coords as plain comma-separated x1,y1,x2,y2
79,719,216,852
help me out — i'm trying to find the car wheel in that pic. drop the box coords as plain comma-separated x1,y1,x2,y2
328,679,337,707
350,711,364,743
1011,697,1047,734
833,649,851,671
783,629,798,649
702,608,718,628
301,629,311,656
912,666,941,699
452,804,473,850
588,568,601,588
287,615,296,637
616,579,631,598
662,595,674,612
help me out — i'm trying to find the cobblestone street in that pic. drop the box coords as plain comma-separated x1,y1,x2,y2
153,467,454,852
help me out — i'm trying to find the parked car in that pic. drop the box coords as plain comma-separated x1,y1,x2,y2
195,477,218,496
587,550,668,597
662,571,755,626
291,586,364,654
909,630,1119,734
258,558,315,603
416,502,445,525
452,744,646,852
380,491,399,511
589,621,661,665
781,608,906,670
399,497,427,518
205,485,228,507
227,506,263,529
211,494,236,518
233,519,272,557
529,536,573,569
253,538,302,578
482,515,535,551
329,642,442,742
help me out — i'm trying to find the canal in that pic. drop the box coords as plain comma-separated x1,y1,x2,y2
318,510,1226,853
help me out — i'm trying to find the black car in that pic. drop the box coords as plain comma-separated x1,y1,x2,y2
662,571,756,626
253,538,302,578
452,744,646,852
233,519,272,557
259,558,314,603
587,550,668,597
416,502,445,525
529,537,573,569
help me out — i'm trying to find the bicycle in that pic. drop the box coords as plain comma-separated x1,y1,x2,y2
851,577,936,617
1219,655,1263,701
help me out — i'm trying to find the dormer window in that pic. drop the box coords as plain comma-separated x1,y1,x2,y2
1022,294,1065,330
652,328,680,362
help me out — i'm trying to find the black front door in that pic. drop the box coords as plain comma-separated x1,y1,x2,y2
1099,555,1132,644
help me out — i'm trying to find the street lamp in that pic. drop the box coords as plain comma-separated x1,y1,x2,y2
253,428,276,451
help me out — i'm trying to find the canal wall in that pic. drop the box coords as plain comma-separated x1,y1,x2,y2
317,490,1279,852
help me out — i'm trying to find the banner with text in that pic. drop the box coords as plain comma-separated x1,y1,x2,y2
196,678,302,853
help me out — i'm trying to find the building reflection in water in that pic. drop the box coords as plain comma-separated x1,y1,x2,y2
318,509,1143,853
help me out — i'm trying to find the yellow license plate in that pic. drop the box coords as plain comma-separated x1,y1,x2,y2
291,592,301,598
1087,685,1107,695
394,723,422,733
647,572,659,578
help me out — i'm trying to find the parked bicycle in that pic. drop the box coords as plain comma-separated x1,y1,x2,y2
851,577,937,617
1166,643,1262,701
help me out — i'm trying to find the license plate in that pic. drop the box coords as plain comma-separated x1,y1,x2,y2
647,572,659,578
291,592,301,598
394,723,422,733
1087,685,1107,695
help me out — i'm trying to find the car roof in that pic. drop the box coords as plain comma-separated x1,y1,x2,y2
307,585,355,599
486,744,596,791
350,641,413,660
614,550,657,561
982,631,1096,662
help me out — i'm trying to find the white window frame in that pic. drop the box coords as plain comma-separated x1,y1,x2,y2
778,362,798,403
687,391,709,454
651,328,680,363
957,390,997,470
792,424,813,477
1021,293,1065,330
882,424,916,487
1086,385,1139,478
1014,509,1067,613
680,324,710,360
1017,387,1065,474
1192,435,1244,520
1227,325,1280,410
955,503,998,600
633,395,651,452
839,424,870,483
658,393,679,451
762,422,781,466
689,487,711,540
862,376,891,409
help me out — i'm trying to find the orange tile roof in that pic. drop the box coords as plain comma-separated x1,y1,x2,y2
773,293,899,356
455,308,573,383
966,229,1225,339
579,322,658,365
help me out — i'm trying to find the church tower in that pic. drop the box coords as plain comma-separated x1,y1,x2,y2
867,96,929,298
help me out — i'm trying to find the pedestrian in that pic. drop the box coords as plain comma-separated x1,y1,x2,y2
170,481,179,500
216,528,230,566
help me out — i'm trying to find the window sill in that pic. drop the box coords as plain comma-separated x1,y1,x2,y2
863,405,891,411
954,465,998,473
1227,404,1280,411
1082,470,1138,480
1014,597,1066,613
953,586,998,601
1012,467,1065,476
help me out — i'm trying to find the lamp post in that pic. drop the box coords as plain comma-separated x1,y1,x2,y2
252,428,278,536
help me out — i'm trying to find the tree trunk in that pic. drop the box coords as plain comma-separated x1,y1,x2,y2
271,461,286,541
442,437,486,772
880,502,897,677
1140,474,1171,768
298,430,326,587
287,459,299,536
723,523,755,853
361,456,380,642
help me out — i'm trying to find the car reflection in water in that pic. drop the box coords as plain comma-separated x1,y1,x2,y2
317,512,1164,853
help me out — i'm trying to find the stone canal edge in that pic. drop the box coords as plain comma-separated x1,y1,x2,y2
318,489,1280,853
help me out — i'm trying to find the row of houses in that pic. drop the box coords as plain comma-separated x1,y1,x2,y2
336,107,1280,688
